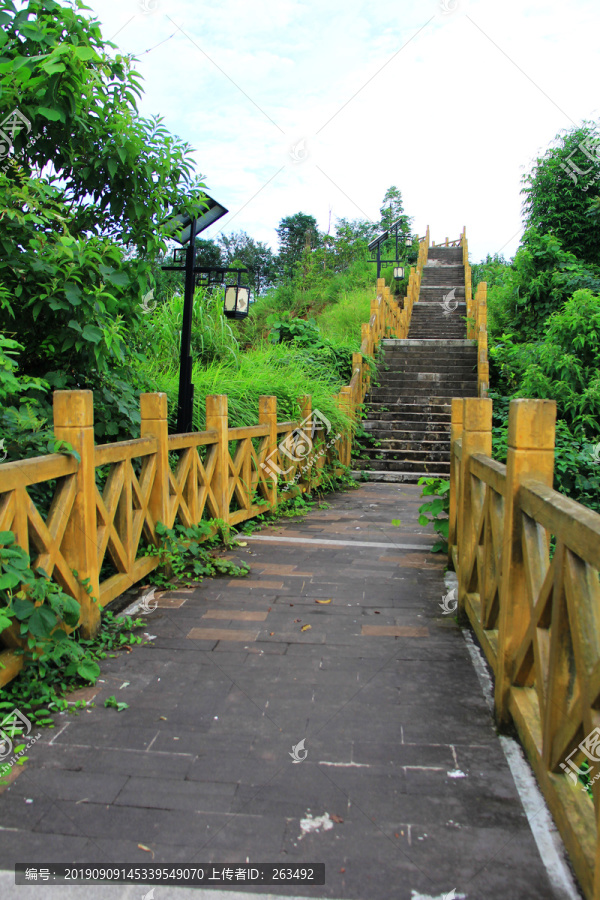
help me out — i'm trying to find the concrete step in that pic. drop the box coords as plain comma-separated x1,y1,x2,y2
363,409,451,421
370,382,477,396
362,421,450,435
357,439,451,455
351,469,451,483
382,339,475,347
354,457,451,474
427,247,463,261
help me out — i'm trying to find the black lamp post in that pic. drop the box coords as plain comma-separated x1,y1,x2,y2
369,223,413,279
161,196,228,433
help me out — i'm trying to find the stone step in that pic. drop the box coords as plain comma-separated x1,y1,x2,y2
377,369,477,380
372,374,477,385
361,422,450,442
382,339,475,347
364,402,452,413
351,469,451,484
381,349,477,357
357,440,450,455
363,414,452,426
364,407,451,418
427,247,463,260
370,382,477,396
362,421,450,434
354,457,451,474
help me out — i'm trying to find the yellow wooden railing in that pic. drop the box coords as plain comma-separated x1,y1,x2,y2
340,227,430,420
449,396,600,900
0,239,434,687
459,228,489,397
0,390,341,685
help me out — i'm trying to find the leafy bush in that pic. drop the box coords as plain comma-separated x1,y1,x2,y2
416,477,450,553
142,521,249,588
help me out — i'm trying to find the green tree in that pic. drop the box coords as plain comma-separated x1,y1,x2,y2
217,231,277,295
0,0,206,441
377,186,412,263
379,185,412,235
521,121,600,266
486,228,600,341
276,212,320,279
471,253,512,290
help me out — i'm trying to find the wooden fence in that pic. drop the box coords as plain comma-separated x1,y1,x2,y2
458,228,489,397
449,396,600,900
0,231,432,686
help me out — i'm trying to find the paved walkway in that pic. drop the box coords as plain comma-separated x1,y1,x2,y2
0,484,578,899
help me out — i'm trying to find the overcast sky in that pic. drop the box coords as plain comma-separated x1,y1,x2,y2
84,0,600,263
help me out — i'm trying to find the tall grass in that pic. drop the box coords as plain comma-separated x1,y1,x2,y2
138,285,240,367
317,286,372,344
140,337,353,432
138,260,375,435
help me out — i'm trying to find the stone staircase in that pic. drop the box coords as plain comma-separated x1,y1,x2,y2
353,245,478,482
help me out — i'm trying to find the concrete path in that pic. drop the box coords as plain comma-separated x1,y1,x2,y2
0,484,579,899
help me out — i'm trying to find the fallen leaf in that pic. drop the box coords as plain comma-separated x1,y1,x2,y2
268,607,272,612
374,611,380,614
315,598,332,604
235,541,248,547
394,832,399,838
331,814,344,823
301,624,311,632
340,867,345,873
159,716,167,721
269,632,275,636
391,519,401,527
138,843,155,859
289,603,294,607
294,618,301,623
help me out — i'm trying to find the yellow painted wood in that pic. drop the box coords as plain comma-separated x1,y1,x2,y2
457,399,492,617
53,390,100,638
205,395,229,525
259,396,278,509
495,399,556,723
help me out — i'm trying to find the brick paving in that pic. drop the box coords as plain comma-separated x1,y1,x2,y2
0,483,571,899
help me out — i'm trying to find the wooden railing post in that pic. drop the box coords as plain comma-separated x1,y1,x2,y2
205,395,229,525
339,386,352,466
140,392,170,529
297,394,313,489
53,390,100,638
352,352,363,403
457,398,492,617
259,395,278,509
477,283,489,397
495,399,556,724
448,397,464,568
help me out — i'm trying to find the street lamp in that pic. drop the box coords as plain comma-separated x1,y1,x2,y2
162,195,229,434
393,266,404,279
224,279,250,319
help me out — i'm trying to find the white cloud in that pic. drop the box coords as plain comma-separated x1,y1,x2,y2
86,0,600,261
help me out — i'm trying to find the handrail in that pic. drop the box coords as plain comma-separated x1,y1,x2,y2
459,228,488,396
449,395,600,900
0,238,426,686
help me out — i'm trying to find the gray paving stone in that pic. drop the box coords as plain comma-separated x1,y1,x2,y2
0,482,570,900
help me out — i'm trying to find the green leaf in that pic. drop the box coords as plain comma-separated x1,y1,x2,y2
76,659,100,682
27,605,57,638
64,284,82,305
81,324,102,343
0,533,15,546
106,271,129,287
107,158,118,179
36,105,64,119
74,47,96,61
